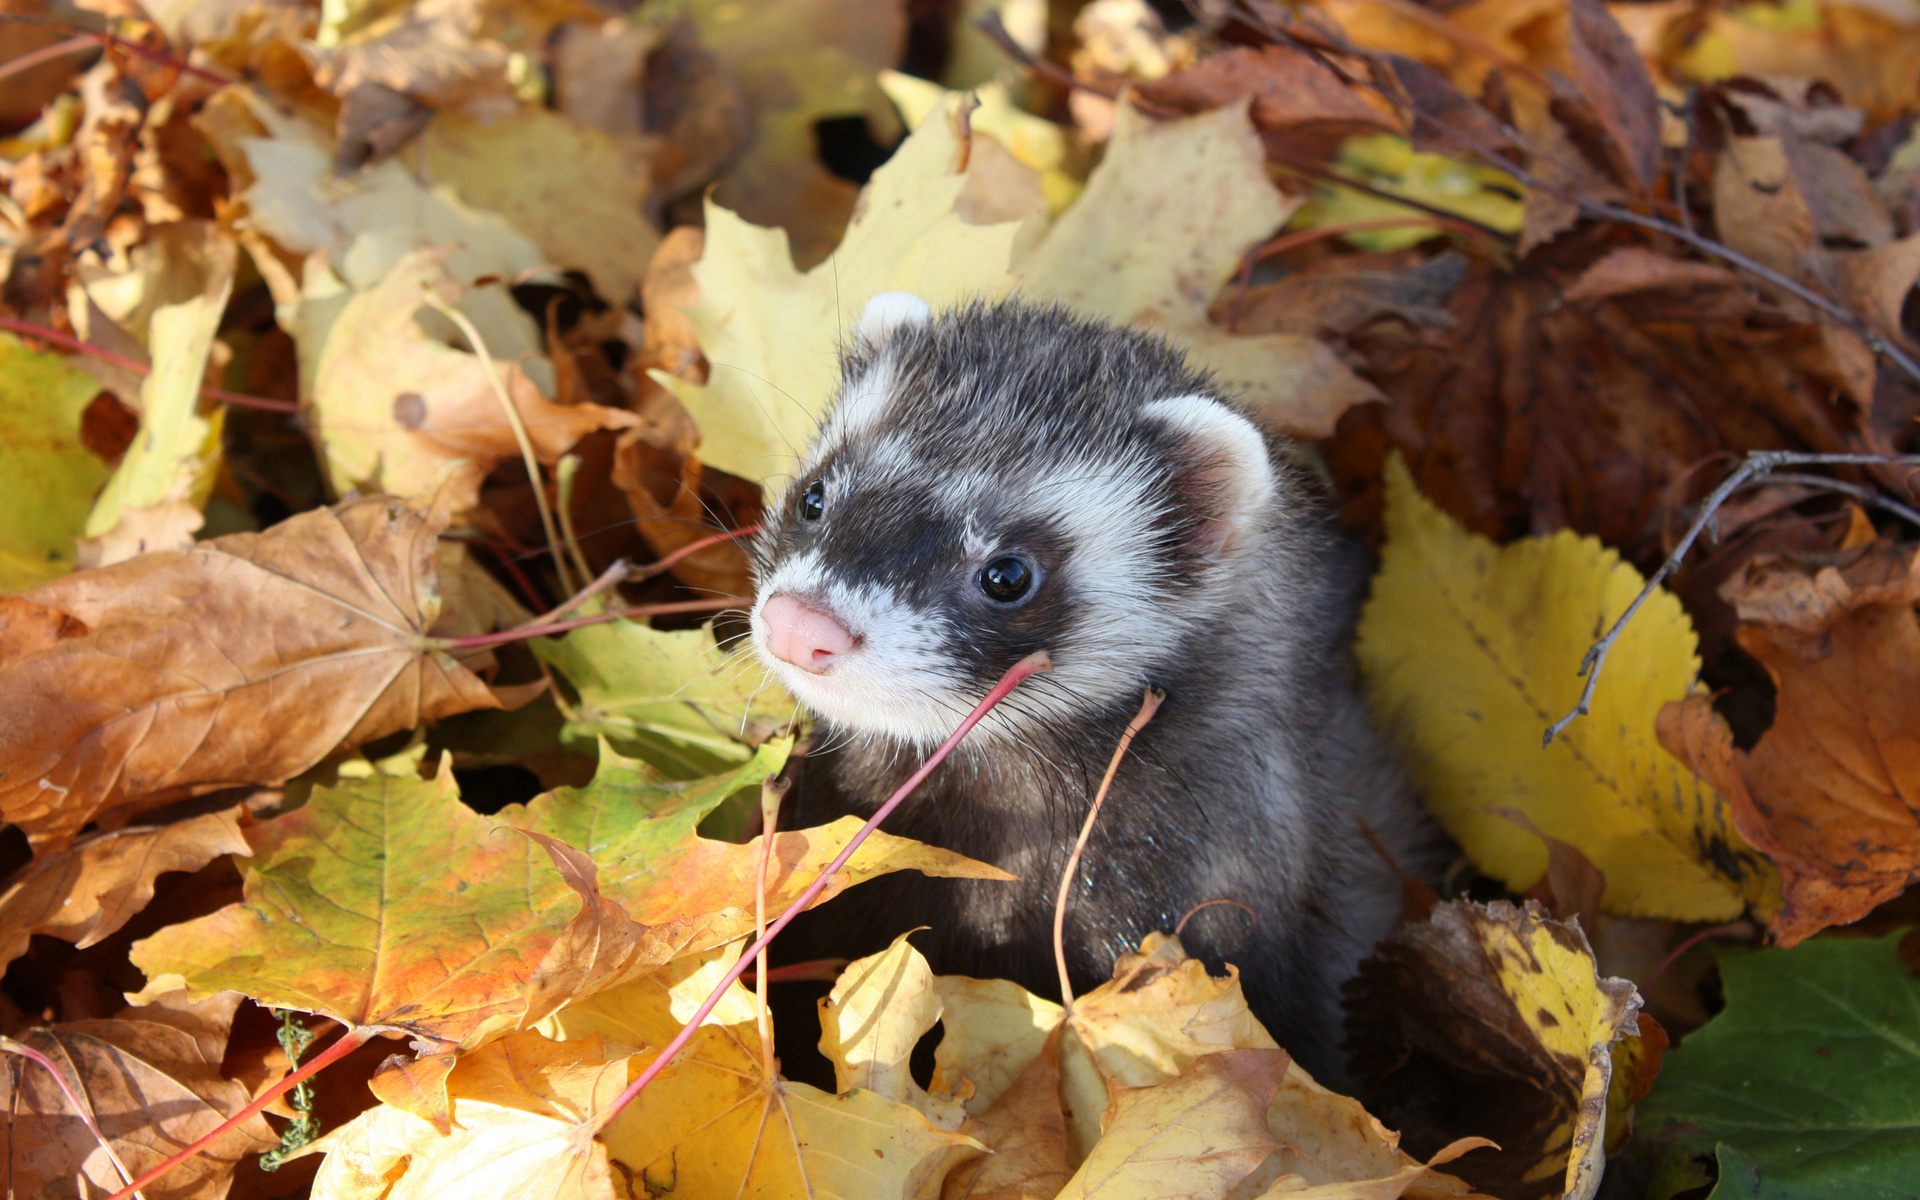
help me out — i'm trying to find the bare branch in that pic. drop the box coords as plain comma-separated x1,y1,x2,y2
1543,452,1920,746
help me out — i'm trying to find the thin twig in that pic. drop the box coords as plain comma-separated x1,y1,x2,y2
437,598,745,651
0,317,299,413
0,15,231,85
420,289,577,594
633,523,764,583
1,1036,145,1197
553,453,596,596
753,777,787,1081
1643,922,1750,990
0,32,97,85
105,1025,373,1200
1754,472,1920,530
1543,452,1920,745
511,559,632,629
587,651,1052,1130
1052,688,1163,1011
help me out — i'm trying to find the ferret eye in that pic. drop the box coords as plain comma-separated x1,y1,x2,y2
979,556,1033,603
798,479,825,521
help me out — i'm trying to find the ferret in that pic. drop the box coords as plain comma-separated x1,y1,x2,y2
747,294,1442,1082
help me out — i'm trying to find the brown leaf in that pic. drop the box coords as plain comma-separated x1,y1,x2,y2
1558,0,1661,190
1136,44,1397,160
1343,900,1643,1200
0,991,276,1200
0,808,251,972
1323,234,1857,561
942,1027,1074,1200
0,494,500,852
0,595,89,671
1657,542,1920,945
1559,246,1754,322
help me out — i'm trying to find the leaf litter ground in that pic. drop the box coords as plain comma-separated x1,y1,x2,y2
4,0,1920,1198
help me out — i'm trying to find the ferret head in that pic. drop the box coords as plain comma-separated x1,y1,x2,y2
748,296,1283,747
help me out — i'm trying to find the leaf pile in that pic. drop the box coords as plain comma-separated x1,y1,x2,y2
4,0,1920,1198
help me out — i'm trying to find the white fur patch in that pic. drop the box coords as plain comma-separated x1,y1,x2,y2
819,354,900,450
856,291,932,349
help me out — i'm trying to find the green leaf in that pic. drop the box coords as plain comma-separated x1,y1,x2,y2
0,333,111,593
1638,933,1920,1199
533,619,794,776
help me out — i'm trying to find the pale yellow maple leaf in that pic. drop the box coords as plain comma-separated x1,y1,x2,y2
665,94,1380,486
1354,455,1780,920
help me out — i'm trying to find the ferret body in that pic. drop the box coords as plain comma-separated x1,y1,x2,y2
748,296,1441,1080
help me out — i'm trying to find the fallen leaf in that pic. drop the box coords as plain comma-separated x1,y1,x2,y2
690,0,909,266
659,96,1034,485
0,332,112,593
1657,542,1920,945
80,220,235,566
0,807,251,971
0,493,500,852
0,991,277,1200
205,88,547,361
1248,1063,1493,1200
1057,932,1279,1160
600,999,983,1200
420,108,661,306
313,1031,624,1200
1343,899,1644,1200
819,931,945,1108
1638,933,1920,1199
128,758,692,1050
939,1026,1075,1200
1021,100,1383,438
1355,455,1777,920
1053,1048,1286,1200
1135,42,1399,158
302,248,634,515
534,617,794,774
500,739,1014,933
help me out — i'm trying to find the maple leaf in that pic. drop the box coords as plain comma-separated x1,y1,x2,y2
126,757,744,1050
534,620,794,774
0,991,276,1200
1344,900,1644,1200
0,807,250,972
600,994,984,1199
1356,455,1779,921
0,494,500,852
1658,541,1920,945
0,331,112,592
663,91,1380,485
499,740,1015,931
312,1031,625,1200
302,249,635,514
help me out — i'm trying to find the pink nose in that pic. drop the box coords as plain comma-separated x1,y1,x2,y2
760,594,856,674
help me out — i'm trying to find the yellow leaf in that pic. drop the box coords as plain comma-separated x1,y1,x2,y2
1053,1048,1285,1200
421,108,661,307
601,1016,983,1199
0,333,111,593
669,95,1376,485
820,934,970,1130
1355,455,1778,921
1290,133,1526,252
304,250,633,514
81,223,234,565
312,1032,624,1200
659,99,1035,485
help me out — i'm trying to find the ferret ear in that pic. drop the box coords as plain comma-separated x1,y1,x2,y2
1142,395,1277,560
855,292,932,352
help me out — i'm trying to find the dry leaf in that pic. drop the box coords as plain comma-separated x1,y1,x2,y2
1344,900,1644,1200
0,991,276,1200
1658,542,1920,945
0,807,251,971
0,494,499,852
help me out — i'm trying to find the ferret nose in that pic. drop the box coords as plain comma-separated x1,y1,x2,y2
760,594,856,674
